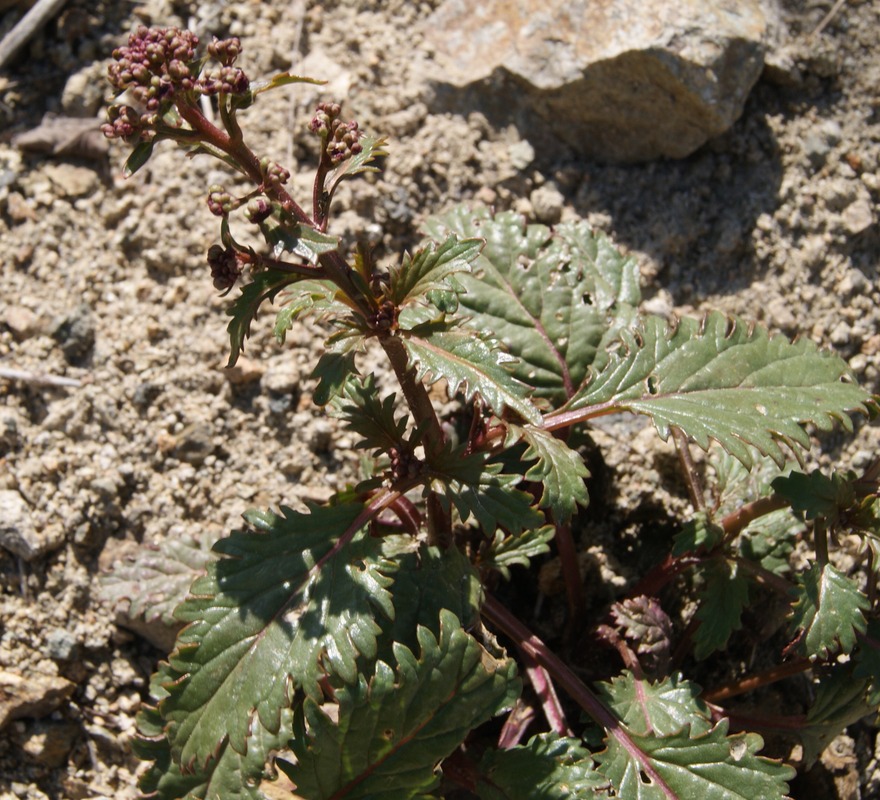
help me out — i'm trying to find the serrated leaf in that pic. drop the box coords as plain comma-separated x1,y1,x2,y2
596,717,795,800
262,219,340,263
599,671,713,739
123,139,155,177
389,235,482,308
160,503,396,771
671,513,724,556
852,619,880,706
327,134,388,185
800,662,874,764
430,449,544,535
100,535,216,626
514,425,590,521
771,470,856,524
331,373,408,452
610,597,674,676
226,269,298,366
137,700,294,800
481,526,556,579
422,205,640,403
789,562,869,659
278,610,520,799
274,278,342,342
566,312,872,468
136,660,297,800
477,733,607,799
737,509,801,576
311,352,358,406
377,542,483,658
402,326,540,424
693,559,751,660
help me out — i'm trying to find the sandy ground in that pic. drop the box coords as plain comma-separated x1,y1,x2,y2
0,0,878,797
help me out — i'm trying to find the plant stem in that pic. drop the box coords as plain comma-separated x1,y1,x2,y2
720,495,788,541
553,521,586,635
542,401,620,433
481,595,678,797
673,427,704,511
703,658,812,703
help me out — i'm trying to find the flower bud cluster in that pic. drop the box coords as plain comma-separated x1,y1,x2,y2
207,185,234,217
245,197,274,224
107,26,199,110
199,65,250,96
207,244,243,293
103,27,251,143
207,36,242,66
308,102,363,163
261,158,291,190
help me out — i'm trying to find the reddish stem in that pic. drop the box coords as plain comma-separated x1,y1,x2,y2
481,595,678,798
703,658,812,703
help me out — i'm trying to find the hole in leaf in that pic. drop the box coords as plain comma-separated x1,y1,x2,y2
646,376,658,395
582,292,594,306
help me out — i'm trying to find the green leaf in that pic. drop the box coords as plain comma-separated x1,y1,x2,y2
136,662,296,800
226,269,298,366
430,449,544,535
327,134,389,185
599,671,713,739
610,598,674,677
737,509,801,576
311,352,358,406
274,278,342,343
332,373,409,452
377,542,483,657
852,619,880,706
422,205,640,403
800,662,874,764
159,502,396,771
596,717,795,800
402,326,540,424
771,470,856,524
789,562,869,659
513,425,590,522
261,218,340,263
566,311,873,468
481,526,556,579
100,534,216,627
671,513,724,556
250,71,325,97
477,734,607,799
389,234,482,307
693,559,751,660
278,610,520,799
123,139,155,177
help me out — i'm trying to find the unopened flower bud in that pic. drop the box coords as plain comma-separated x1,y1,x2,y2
245,197,273,224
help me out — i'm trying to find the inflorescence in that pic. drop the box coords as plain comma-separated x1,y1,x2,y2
102,26,249,143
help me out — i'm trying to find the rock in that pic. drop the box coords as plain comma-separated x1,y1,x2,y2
17,720,80,768
4,306,40,341
423,0,767,162
0,671,75,730
45,628,80,661
842,198,874,235
51,303,95,365
224,356,265,386
530,184,564,224
43,163,100,198
167,422,215,466
0,489,62,561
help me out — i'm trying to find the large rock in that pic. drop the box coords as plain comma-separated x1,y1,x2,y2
422,0,768,162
